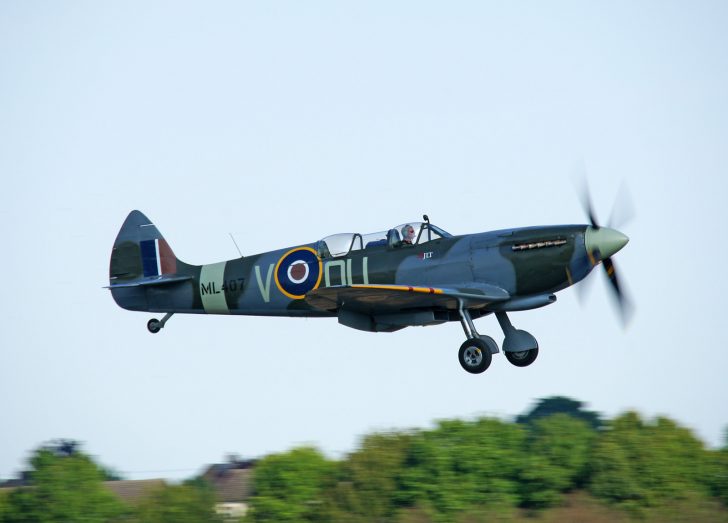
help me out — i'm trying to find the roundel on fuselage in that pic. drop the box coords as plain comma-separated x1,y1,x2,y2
274,247,323,299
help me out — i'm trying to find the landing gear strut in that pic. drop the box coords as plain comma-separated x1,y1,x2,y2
457,302,498,374
147,313,174,334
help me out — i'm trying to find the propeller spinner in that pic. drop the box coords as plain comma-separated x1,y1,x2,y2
579,181,634,326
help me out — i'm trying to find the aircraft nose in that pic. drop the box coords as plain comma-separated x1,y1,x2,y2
585,226,629,259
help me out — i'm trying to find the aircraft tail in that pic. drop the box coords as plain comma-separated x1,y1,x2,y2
108,210,192,311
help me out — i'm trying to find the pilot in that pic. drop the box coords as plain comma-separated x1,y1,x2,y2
401,224,416,245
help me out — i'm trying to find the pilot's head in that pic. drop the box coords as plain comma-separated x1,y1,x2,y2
402,224,415,242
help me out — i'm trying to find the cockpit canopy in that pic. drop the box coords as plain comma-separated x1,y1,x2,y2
317,222,452,258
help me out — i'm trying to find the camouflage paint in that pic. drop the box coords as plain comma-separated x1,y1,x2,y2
108,211,611,324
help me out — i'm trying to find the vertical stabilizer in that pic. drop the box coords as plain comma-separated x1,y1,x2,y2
109,210,183,284
108,211,194,312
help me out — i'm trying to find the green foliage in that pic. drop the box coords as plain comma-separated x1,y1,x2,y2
516,396,601,430
589,411,712,510
0,442,124,523
245,446,335,523
397,418,525,520
519,414,597,508
0,491,9,521
242,406,727,520
704,448,728,506
706,427,728,505
4,399,726,523
323,432,414,522
127,481,221,523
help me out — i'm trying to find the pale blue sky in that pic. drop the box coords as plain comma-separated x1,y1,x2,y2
1,1,727,480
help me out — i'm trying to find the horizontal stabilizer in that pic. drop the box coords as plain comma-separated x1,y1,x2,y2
105,274,192,289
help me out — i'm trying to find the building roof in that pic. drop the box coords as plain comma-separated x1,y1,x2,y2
202,463,253,503
105,479,166,503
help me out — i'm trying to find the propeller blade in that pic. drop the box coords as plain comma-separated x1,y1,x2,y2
602,257,621,295
572,166,634,327
602,257,634,327
587,204,600,229
573,161,600,229
607,182,635,230
574,269,596,305
578,183,600,229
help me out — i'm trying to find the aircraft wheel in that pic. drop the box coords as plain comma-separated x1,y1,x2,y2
458,338,492,374
147,319,162,334
505,347,539,367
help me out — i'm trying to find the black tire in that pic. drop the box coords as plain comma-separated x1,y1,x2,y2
147,319,161,334
504,347,538,367
458,338,492,374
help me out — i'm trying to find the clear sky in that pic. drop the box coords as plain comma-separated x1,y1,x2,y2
1,1,727,480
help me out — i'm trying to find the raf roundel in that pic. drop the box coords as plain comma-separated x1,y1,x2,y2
274,247,323,299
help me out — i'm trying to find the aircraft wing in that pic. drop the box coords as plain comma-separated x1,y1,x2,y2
305,283,509,313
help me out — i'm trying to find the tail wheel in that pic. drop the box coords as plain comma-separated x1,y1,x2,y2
504,347,538,367
458,338,492,374
147,319,162,334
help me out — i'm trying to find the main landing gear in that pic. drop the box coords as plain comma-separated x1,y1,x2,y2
457,304,498,374
456,304,539,374
147,313,174,334
458,337,496,374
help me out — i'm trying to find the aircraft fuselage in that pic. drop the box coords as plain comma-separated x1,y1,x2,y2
110,224,593,317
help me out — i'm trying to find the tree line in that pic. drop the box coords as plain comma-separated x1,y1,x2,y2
1,397,727,522
247,398,728,522
0,441,218,523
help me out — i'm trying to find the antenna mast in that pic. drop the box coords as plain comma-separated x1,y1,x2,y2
229,233,243,258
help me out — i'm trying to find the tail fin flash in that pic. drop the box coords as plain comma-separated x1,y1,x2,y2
139,236,177,278
109,210,183,283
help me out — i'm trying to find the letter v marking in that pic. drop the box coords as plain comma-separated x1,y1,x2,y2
255,264,274,303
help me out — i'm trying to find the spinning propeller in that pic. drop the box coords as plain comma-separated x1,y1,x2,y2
578,180,634,326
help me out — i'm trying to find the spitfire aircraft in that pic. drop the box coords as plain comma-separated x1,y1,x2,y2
107,206,629,374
